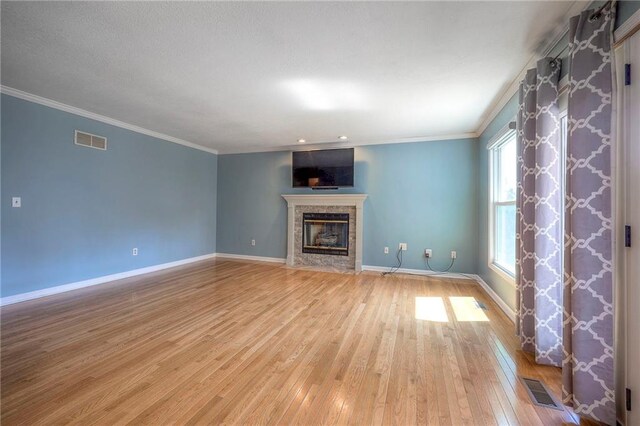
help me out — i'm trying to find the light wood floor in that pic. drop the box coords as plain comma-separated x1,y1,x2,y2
1,259,583,425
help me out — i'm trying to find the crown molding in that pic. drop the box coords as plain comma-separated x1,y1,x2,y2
2,84,476,155
2,1,606,156
216,132,479,155
1,85,218,155
474,0,592,138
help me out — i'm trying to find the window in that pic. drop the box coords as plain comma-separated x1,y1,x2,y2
489,129,517,279
488,114,567,281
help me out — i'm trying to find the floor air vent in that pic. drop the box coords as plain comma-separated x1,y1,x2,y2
75,130,107,150
520,377,562,410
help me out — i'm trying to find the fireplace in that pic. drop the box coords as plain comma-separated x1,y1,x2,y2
302,213,349,256
282,194,367,271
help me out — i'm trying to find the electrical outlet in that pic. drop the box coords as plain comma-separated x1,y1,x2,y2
384,246,389,254
451,250,457,259
132,248,138,256
425,249,432,258
251,239,256,246
399,243,407,251
12,197,21,208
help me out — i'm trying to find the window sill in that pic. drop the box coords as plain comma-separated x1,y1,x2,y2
488,262,516,287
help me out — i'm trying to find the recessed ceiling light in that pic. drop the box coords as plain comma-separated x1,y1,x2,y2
297,138,306,143
338,135,348,140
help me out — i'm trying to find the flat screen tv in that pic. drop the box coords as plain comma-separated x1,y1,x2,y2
292,148,354,188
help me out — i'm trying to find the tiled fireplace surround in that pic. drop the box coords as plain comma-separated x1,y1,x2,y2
282,194,367,272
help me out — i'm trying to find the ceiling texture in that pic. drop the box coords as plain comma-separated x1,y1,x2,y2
1,1,579,154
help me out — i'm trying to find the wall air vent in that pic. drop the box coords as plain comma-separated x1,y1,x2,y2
75,130,107,150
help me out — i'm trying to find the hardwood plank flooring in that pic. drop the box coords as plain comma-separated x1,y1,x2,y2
1,259,582,425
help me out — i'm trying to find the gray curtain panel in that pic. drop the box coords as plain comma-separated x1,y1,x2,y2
516,58,563,367
563,5,616,425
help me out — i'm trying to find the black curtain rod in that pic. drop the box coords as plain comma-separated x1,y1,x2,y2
552,44,569,62
590,0,614,22
550,0,614,62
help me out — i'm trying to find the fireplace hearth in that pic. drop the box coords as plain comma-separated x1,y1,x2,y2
302,213,349,256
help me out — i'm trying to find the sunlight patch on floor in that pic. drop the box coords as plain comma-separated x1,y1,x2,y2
449,297,489,322
415,297,449,322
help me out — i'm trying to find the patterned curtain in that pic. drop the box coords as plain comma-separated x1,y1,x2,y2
516,58,563,367
563,5,616,425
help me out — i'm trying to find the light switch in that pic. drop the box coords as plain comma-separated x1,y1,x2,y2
12,197,21,208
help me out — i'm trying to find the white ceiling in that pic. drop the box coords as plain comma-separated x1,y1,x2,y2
1,1,578,154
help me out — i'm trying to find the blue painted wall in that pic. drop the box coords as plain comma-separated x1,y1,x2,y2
217,139,478,273
1,94,218,297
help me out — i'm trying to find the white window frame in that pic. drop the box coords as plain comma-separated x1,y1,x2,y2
487,123,517,283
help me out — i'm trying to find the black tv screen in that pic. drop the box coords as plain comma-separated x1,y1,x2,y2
292,148,354,188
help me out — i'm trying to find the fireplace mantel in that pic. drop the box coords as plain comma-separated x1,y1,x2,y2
282,194,367,272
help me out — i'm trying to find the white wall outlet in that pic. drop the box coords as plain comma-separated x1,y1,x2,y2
12,197,21,208
451,250,457,259
399,243,407,251
132,248,138,256
251,239,256,246
425,249,432,258
384,246,389,254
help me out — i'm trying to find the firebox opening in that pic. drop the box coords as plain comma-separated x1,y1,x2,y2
302,213,349,256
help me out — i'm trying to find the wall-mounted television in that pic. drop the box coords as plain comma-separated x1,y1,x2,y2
292,148,354,188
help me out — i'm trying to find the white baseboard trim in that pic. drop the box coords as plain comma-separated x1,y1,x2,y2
1,253,517,324
361,265,475,281
214,253,286,264
0,253,216,307
471,274,516,323
361,266,516,323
